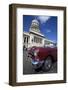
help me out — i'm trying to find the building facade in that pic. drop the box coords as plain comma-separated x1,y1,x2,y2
23,19,55,48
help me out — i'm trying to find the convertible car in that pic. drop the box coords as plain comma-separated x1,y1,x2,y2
28,46,57,71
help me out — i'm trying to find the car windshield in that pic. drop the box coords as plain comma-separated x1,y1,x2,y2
44,45,57,48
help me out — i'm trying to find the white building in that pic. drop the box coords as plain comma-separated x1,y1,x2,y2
23,19,55,48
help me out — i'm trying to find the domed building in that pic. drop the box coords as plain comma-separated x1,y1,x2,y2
30,19,40,33
23,19,55,48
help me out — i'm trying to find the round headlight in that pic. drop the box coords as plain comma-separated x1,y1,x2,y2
34,52,37,56
34,49,39,56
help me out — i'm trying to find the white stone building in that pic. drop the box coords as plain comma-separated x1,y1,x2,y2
23,19,55,48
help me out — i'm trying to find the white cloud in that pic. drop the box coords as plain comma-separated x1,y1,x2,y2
46,29,51,33
37,16,50,24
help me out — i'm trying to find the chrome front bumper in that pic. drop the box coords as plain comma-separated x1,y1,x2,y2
31,60,44,69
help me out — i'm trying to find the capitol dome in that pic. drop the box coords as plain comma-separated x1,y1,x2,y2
32,19,39,25
31,19,39,28
30,19,40,33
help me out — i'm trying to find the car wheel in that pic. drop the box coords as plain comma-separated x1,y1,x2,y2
43,56,52,71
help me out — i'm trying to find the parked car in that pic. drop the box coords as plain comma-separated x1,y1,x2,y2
28,46,57,71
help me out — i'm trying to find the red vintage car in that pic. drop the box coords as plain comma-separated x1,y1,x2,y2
28,46,57,71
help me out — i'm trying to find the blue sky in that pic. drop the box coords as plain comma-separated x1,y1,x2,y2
23,15,57,43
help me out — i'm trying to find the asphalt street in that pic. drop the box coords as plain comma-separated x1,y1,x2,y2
23,50,57,75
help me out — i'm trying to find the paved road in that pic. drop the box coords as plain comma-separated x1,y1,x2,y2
23,50,57,75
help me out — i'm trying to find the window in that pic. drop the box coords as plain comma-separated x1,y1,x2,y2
24,37,26,43
34,36,42,43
